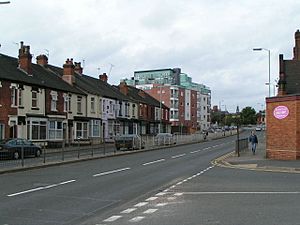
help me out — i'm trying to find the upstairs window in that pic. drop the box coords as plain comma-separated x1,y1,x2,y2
77,96,82,114
32,90,38,108
11,87,18,107
50,91,58,111
91,97,95,113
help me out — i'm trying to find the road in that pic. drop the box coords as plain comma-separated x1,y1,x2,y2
0,134,299,225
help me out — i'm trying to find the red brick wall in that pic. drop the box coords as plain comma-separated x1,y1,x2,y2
0,81,17,138
266,95,300,160
45,89,66,116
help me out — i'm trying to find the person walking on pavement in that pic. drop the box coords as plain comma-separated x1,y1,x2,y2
249,131,258,155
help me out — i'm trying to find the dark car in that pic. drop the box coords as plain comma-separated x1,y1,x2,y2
0,138,42,160
114,134,145,150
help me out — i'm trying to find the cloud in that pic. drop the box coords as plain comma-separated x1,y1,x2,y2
1,0,300,112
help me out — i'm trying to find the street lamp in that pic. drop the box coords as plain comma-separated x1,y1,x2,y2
253,48,271,97
0,1,10,4
236,106,240,157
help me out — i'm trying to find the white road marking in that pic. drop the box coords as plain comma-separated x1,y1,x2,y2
182,192,300,195
190,150,201,154
129,216,145,222
7,179,76,197
156,192,166,196
174,192,183,196
143,209,158,214
176,182,183,185
93,167,130,177
156,203,168,207
134,202,149,207
121,208,137,214
142,159,165,166
171,153,186,159
146,196,158,201
167,197,177,200
103,215,122,222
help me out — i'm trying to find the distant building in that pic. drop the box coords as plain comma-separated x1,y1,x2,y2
122,68,211,133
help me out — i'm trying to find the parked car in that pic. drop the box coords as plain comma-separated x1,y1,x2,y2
114,134,145,150
154,133,176,145
255,126,262,131
0,138,42,160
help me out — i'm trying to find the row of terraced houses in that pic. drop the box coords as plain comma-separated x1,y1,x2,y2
0,42,171,146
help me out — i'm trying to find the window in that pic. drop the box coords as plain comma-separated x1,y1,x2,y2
89,120,100,137
32,91,38,108
76,122,88,139
63,94,68,112
11,87,18,107
0,123,4,139
18,89,23,107
132,104,136,117
91,97,95,113
27,119,47,140
125,103,129,117
49,121,63,139
119,101,122,116
77,96,82,113
50,91,58,111
99,98,102,113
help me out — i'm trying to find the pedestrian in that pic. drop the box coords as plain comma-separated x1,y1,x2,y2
249,131,258,155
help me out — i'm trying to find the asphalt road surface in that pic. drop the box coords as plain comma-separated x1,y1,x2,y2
0,133,299,225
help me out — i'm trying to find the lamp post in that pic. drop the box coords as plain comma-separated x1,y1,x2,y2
0,1,10,4
236,106,240,157
253,48,271,97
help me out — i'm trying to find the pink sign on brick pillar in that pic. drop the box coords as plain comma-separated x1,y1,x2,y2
273,105,289,119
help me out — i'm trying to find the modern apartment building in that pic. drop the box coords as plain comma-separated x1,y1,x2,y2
123,68,211,133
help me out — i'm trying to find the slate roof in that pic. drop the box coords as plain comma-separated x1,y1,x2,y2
115,85,168,109
46,64,131,102
0,54,84,95
283,60,300,94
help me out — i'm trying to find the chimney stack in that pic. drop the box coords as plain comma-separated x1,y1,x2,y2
62,58,75,85
74,62,83,75
119,81,128,96
18,41,32,75
99,73,108,82
36,54,48,66
293,29,300,60
278,54,287,96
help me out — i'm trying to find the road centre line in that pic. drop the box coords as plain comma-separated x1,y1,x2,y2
190,150,201,154
93,167,130,177
142,159,165,166
181,191,300,195
103,215,122,222
171,153,186,159
121,208,137,214
129,216,145,222
7,179,76,197
143,209,158,214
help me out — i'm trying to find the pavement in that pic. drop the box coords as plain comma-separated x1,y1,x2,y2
213,132,300,173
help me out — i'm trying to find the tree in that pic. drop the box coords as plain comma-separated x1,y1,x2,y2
240,107,257,125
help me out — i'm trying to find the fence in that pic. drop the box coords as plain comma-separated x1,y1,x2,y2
0,129,237,172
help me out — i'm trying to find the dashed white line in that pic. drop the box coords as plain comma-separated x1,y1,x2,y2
190,150,201,154
142,159,165,166
174,192,183,196
156,203,168,207
103,215,122,222
156,192,167,196
146,196,158,201
7,179,76,197
182,191,300,195
93,167,130,177
129,216,145,222
143,209,158,214
121,208,137,214
171,153,186,159
134,202,149,207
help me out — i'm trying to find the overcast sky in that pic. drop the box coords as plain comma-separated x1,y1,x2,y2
1,0,300,112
